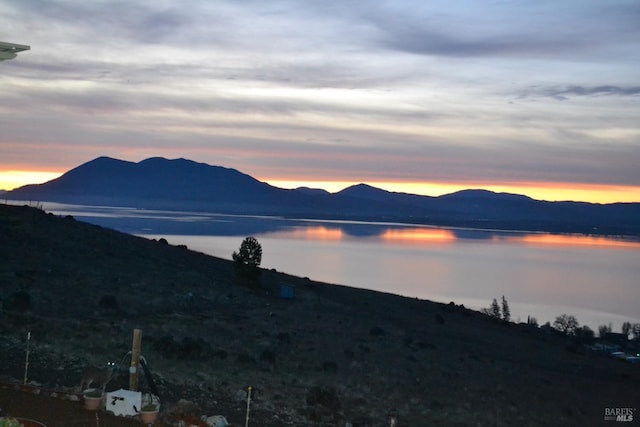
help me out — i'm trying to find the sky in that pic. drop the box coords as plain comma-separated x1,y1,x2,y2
1,0,639,203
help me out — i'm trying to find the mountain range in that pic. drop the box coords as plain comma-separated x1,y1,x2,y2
5,156,640,236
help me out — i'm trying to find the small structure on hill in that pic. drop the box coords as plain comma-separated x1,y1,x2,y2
280,283,295,299
604,332,628,346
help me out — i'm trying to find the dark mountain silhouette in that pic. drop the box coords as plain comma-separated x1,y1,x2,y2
293,187,331,196
6,156,640,236
439,189,533,202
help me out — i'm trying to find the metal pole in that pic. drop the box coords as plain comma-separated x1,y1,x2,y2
245,386,252,427
129,329,142,391
23,331,31,385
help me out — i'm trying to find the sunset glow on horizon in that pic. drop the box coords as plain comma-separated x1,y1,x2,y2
0,171,62,192
2,167,638,205
264,179,640,204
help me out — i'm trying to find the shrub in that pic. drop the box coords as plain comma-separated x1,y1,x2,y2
4,290,31,312
369,326,385,337
260,349,276,364
98,294,119,311
212,349,228,360
236,352,256,364
151,334,179,357
276,332,291,344
150,334,212,360
321,361,338,373
178,336,211,360
306,386,341,422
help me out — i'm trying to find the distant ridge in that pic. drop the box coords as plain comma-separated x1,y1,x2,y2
6,156,640,236
439,189,533,202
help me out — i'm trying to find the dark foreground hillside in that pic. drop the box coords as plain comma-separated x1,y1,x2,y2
0,203,638,427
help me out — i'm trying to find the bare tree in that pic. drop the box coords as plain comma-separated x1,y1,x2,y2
631,323,640,341
553,314,579,335
598,323,612,338
622,321,632,339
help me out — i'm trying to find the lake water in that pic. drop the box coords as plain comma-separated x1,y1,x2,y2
15,202,640,331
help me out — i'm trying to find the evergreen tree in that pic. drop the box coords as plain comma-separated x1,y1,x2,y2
490,298,501,319
501,296,511,322
232,236,262,268
232,236,263,286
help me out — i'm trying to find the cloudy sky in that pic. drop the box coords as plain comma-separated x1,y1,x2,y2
1,0,639,202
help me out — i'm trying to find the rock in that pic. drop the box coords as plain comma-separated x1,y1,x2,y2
369,326,385,337
201,414,229,427
235,389,248,401
306,386,341,422
167,398,201,419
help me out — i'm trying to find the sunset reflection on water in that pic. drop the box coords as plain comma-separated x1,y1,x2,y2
381,227,456,243
276,226,345,241
377,225,640,250
515,233,640,249
268,224,640,250
266,224,459,244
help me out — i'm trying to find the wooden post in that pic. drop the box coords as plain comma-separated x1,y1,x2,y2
129,329,142,391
